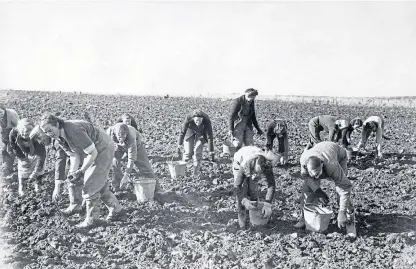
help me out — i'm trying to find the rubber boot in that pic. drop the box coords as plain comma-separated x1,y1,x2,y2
192,161,201,179
346,210,357,238
18,178,26,197
76,197,100,229
100,184,123,221
238,210,247,229
62,184,83,215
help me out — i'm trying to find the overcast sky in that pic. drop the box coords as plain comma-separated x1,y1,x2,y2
1,1,416,97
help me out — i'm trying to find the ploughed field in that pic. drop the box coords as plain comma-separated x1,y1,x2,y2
1,90,416,269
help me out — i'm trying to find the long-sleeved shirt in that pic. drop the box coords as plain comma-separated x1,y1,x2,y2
178,111,214,152
300,141,352,210
9,128,46,176
228,95,261,133
108,124,141,170
266,119,289,155
362,116,384,144
233,146,275,203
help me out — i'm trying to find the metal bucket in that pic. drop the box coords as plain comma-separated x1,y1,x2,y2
167,161,187,179
133,179,156,203
303,204,333,232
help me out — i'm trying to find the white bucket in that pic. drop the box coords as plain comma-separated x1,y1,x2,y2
167,161,187,179
248,202,270,226
303,204,333,232
222,140,236,156
133,179,156,203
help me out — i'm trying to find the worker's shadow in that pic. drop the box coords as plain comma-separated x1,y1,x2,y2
356,212,416,237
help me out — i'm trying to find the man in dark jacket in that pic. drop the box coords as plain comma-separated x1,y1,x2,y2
265,119,289,165
228,88,263,150
176,110,215,178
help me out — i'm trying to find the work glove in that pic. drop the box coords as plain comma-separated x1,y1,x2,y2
241,198,257,210
174,146,182,160
257,129,264,136
261,202,272,219
209,152,215,162
68,169,84,185
337,210,348,229
120,172,130,189
314,188,329,205
52,181,63,202
280,155,288,165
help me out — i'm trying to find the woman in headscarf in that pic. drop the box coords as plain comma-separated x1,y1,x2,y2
108,122,156,192
233,146,276,229
176,110,215,178
9,118,46,196
0,105,20,177
39,113,123,228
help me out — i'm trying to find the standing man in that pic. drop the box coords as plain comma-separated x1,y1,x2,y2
295,141,356,238
265,119,289,165
228,88,263,151
0,105,20,177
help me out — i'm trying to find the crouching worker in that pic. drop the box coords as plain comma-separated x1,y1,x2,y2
305,115,352,150
39,114,123,228
0,105,20,177
176,110,215,178
355,116,387,158
295,141,356,237
265,119,289,165
108,123,158,192
233,146,276,229
9,119,46,196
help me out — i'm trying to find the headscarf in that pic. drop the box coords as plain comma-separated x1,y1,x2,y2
15,118,35,156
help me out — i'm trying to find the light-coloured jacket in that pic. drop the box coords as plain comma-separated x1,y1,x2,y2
300,141,352,210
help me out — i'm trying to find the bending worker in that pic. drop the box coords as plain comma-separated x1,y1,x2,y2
9,119,46,196
295,141,356,238
1,105,20,177
305,115,359,150
233,146,275,229
228,88,263,150
265,119,289,165
355,116,386,158
108,122,156,191
176,110,215,178
39,113,123,228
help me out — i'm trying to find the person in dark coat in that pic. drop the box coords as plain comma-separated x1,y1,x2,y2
176,110,215,178
265,119,289,165
228,88,263,150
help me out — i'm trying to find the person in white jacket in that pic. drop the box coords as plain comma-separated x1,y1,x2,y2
296,141,356,238
355,116,386,158
233,146,276,229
